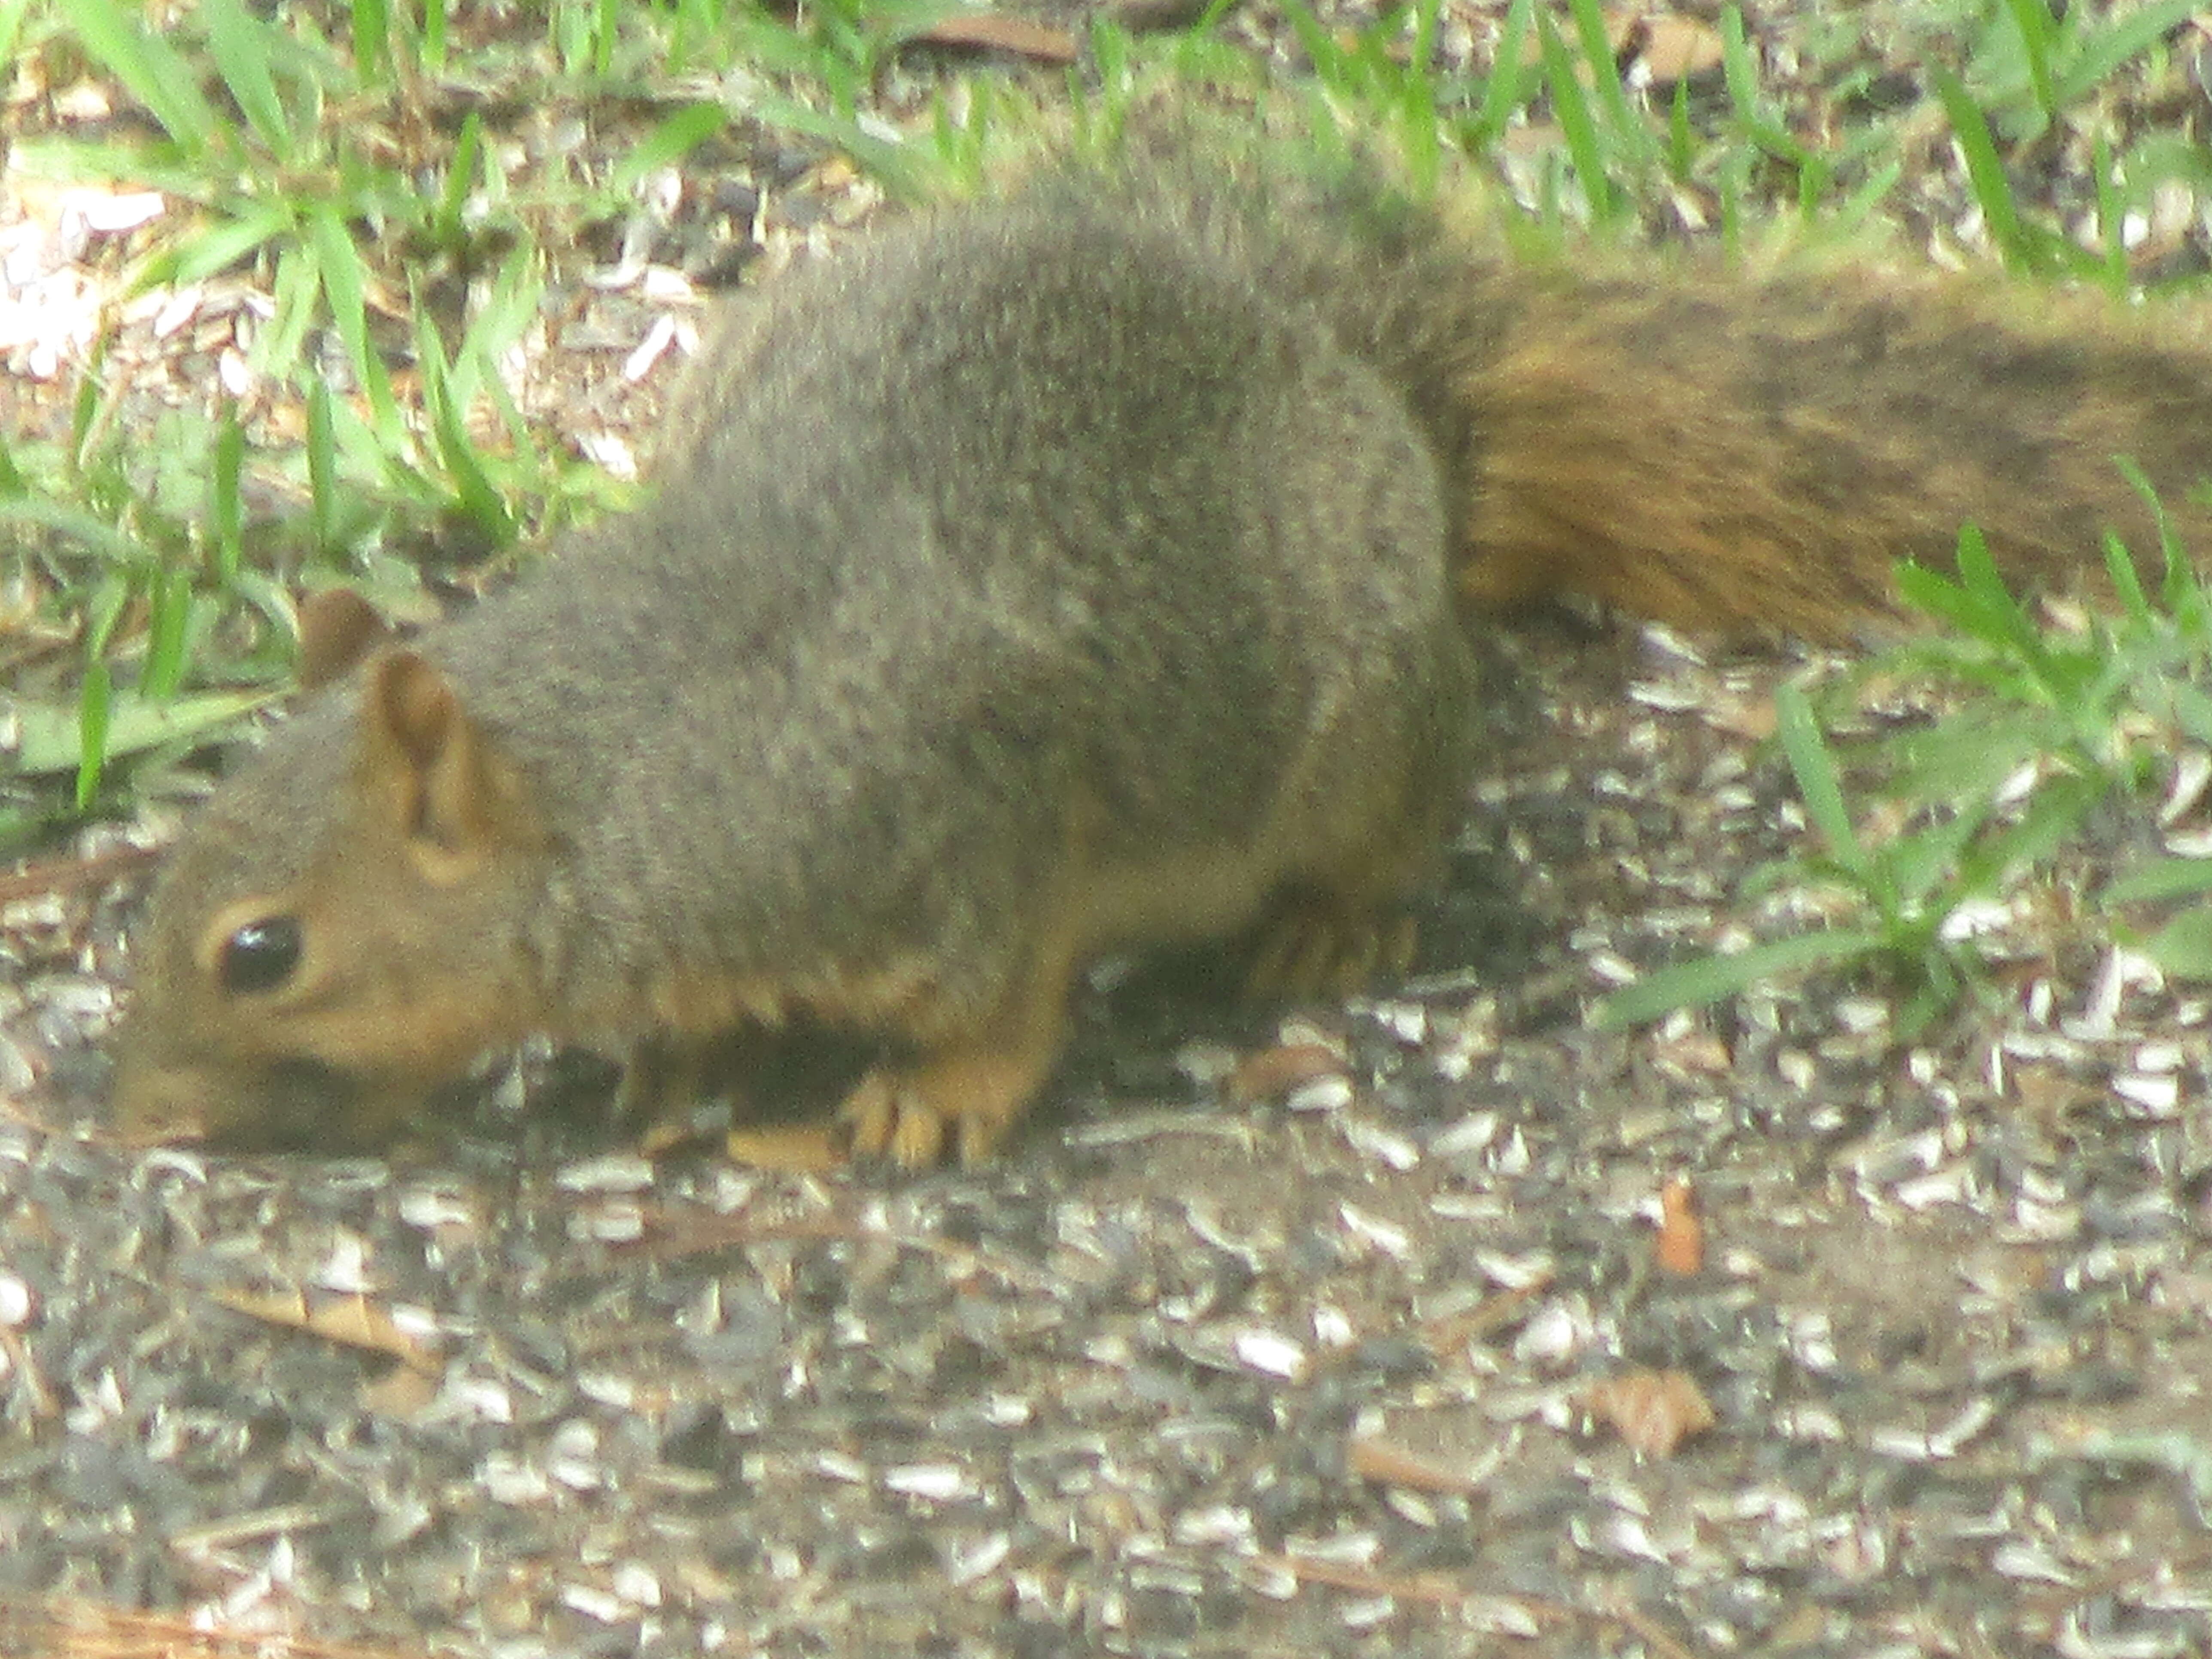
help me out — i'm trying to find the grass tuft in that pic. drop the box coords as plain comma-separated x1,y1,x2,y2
1603,493,2212,1031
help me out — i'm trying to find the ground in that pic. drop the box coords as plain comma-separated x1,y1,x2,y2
1,2,2210,1656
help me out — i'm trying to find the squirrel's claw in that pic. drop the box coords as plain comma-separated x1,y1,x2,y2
839,1032,1061,1168
841,1070,950,1167
1246,901,1418,1001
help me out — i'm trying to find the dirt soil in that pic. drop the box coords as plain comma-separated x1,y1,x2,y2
3,3,2210,1657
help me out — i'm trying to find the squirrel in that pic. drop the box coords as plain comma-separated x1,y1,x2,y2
107,137,2212,1165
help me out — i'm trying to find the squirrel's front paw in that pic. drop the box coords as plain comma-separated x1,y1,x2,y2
839,1041,1056,1168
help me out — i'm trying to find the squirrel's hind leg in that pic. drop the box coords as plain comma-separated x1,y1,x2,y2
1246,893,1419,1000
1243,766,1462,1001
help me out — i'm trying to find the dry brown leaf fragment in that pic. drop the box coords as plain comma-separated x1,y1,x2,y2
1651,1028,1732,1078
915,14,1079,64
1346,1433,1487,1496
1416,1276,1554,1353
1633,14,1725,83
360,1362,442,1416
1579,1367,1717,1456
0,1595,433,1658
1228,1041,1350,1106
1654,1173,1705,1275
208,1289,442,1373
1513,9,1721,82
1699,686,1778,741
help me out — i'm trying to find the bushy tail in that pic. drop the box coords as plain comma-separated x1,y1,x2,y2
1440,260,2212,640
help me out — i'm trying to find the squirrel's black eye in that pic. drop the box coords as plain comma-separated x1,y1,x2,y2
219,917,303,994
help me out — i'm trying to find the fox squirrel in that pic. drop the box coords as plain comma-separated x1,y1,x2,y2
109,141,2212,1164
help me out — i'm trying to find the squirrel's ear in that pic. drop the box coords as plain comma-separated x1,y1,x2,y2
297,587,393,691
356,651,541,881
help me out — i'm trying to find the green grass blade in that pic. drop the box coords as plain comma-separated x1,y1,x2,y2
592,0,620,79
1664,75,1695,179
1893,956,1965,1040
12,689,273,778
1565,0,1647,161
63,0,221,155
0,496,148,565
2090,133,2128,295
1537,11,1615,223
1832,156,1905,234
2103,527,2155,630
1894,562,1996,641
1472,0,1534,143
352,0,392,88
430,110,485,252
67,370,102,474
1405,0,1438,73
257,241,323,378
2140,905,2212,980
1774,680,1863,871
73,661,113,810
2053,0,2203,104
141,567,194,700
1884,799,1993,914
2112,455,2203,627
0,0,35,71
1929,67,2029,270
6,135,206,195
307,377,339,559
201,0,295,160
1595,927,1885,1026
1951,523,2047,660
1997,0,2057,125
306,201,377,394
159,203,293,288
742,93,932,199
415,310,514,545
2167,681,2212,747
1719,5,1799,164
608,102,729,194
211,405,246,587
454,243,543,391
2105,858,2212,905
1959,771,2100,900
1279,0,1344,88
87,571,132,662
423,0,449,72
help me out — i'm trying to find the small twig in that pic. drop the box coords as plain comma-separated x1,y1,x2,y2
1247,1548,1500,1609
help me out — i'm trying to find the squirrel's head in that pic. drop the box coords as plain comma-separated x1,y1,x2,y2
111,649,558,1151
